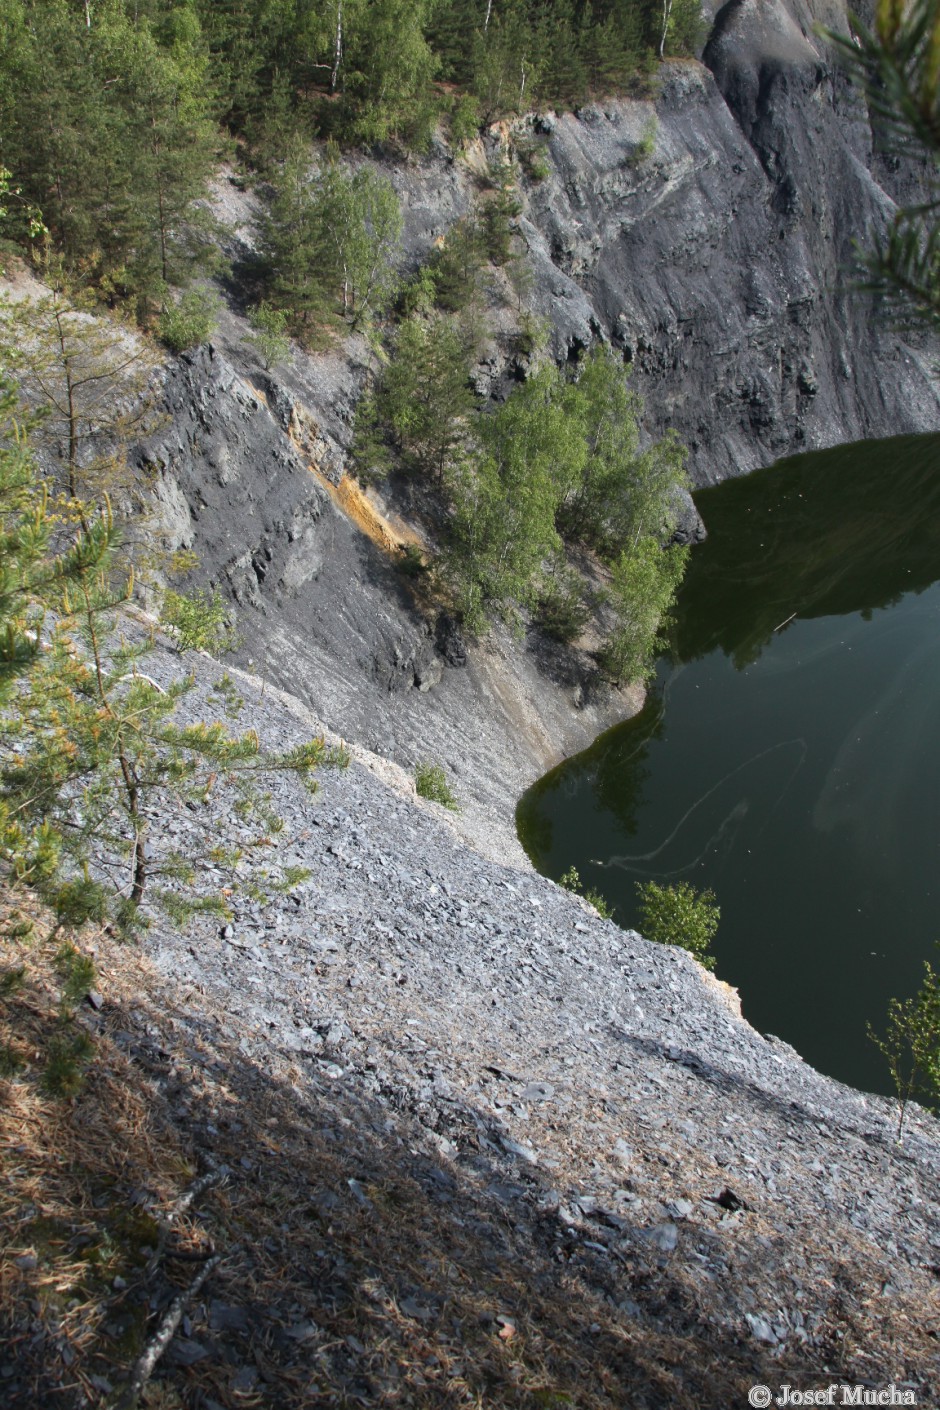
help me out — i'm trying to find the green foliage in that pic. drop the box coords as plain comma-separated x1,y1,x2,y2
659,0,703,58
441,362,580,633
376,312,478,481
49,878,108,933
0,0,688,309
516,311,550,358
336,0,439,146
414,761,459,811
635,879,720,970
0,1,221,309
534,561,592,643
0,162,47,249
450,94,482,149
823,0,940,327
557,347,688,556
262,140,403,333
517,138,551,183
627,115,658,166
0,966,27,998
870,953,940,1142
479,160,523,267
41,1028,95,1098
350,389,394,484
396,544,428,578
0,286,158,509
247,301,291,370
193,0,680,150
558,865,614,920
159,288,218,353
0,376,116,713
161,587,237,655
427,219,488,314
0,384,345,956
601,538,688,685
438,350,689,669
357,331,688,672
54,941,97,1007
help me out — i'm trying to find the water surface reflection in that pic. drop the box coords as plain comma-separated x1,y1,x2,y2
517,435,940,1093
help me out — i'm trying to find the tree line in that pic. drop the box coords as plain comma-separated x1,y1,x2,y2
0,0,698,311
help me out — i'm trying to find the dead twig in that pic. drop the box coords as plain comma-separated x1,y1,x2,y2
117,1254,223,1410
146,1164,222,1275
163,1242,218,1262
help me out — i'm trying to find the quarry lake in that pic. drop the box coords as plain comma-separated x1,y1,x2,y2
517,434,940,1095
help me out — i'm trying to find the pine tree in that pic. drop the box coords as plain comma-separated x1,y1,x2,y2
0,2,220,311
263,142,402,331
378,312,477,482
0,376,118,900
1,385,346,1092
262,136,332,331
0,282,158,511
113,7,222,309
0,392,346,939
823,0,940,328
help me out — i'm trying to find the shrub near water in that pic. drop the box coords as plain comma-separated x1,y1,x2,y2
636,879,720,970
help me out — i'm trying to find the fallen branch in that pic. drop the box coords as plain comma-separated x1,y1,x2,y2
117,1254,222,1410
147,1165,222,1274
163,1241,218,1263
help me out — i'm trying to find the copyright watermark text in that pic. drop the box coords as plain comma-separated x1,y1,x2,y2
748,1388,917,1408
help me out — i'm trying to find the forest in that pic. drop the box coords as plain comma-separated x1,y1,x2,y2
0,0,698,305
0,0,694,681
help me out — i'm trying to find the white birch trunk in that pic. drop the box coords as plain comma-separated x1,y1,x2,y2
659,0,672,59
331,0,343,93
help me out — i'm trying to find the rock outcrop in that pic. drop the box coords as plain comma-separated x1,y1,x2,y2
138,0,939,840
520,10,938,481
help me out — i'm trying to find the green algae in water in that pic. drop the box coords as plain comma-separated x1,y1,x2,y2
517,434,940,1095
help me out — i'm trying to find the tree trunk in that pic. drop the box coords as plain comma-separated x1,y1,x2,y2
53,305,81,507
659,0,672,60
331,0,343,93
119,751,148,907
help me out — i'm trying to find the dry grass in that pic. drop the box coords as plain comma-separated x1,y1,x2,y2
2,883,936,1408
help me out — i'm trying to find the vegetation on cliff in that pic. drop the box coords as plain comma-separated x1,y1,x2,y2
0,0,698,314
359,293,690,676
0,377,345,1096
824,0,940,328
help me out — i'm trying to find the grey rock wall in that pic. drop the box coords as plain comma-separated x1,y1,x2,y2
517,11,938,482
138,0,939,836
140,345,635,863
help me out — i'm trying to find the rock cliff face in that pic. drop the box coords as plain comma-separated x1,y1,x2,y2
142,344,638,865
140,0,939,837
520,1,938,481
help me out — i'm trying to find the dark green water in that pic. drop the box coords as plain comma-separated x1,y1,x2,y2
517,434,940,1095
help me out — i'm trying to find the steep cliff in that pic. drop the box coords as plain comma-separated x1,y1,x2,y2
521,4,938,481
139,0,939,837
